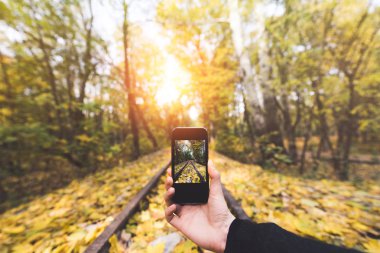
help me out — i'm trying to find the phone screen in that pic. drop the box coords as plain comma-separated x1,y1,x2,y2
173,140,207,184
171,127,209,204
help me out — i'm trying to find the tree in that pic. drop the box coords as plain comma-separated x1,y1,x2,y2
122,1,140,159
327,1,380,179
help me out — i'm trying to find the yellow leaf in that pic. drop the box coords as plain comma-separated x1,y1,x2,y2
49,208,70,218
241,200,253,217
351,221,369,232
140,210,151,222
51,243,70,253
12,243,33,253
26,232,50,243
31,217,52,231
153,221,165,229
2,225,26,234
173,240,198,253
75,134,91,142
0,108,11,117
84,225,103,244
364,239,380,253
109,234,123,253
89,212,106,221
147,243,165,253
67,230,86,243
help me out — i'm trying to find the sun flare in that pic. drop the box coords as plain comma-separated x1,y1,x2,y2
155,55,191,106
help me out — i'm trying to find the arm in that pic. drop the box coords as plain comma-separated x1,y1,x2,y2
164,161,361,253
225,219,361,253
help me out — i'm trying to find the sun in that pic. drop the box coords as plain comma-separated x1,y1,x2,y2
189,106,199,120
155,55,190,106
155,83,180,106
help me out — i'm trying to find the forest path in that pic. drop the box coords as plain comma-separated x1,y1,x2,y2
172,160,189,182
1,149,379,252
173,160,206,183
188,160,206,182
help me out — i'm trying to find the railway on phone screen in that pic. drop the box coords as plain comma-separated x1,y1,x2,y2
173,159,206,183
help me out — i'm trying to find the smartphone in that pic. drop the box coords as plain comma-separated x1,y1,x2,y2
171,127,209,204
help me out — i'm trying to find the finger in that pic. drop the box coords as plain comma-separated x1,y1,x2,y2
166,167,172,176
165,204,181,228
165,176,173,190
208,160,223,196
165,204,176,222
164,187,175,206
174,204,183,217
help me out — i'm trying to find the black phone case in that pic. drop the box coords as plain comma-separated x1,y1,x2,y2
171,127,209,204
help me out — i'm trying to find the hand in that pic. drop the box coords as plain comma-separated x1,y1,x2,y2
164,160,235,253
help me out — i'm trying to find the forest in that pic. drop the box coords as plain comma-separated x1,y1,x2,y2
174,140,206,165
174,140,206,183
0,0,379,252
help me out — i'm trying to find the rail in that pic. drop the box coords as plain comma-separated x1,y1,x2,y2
85,161,249,253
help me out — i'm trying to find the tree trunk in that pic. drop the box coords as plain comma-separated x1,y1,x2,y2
340,77,356,180
291,91,302,161
0,51,12,101
0,183,7,203
263,95,284,147
130,65,157,149
279,93,298,161
260,31,284,148
299,106,314,174
123,2,140,159
229,0,283,149
242,93,256,147
299,131,310,175
136,106,158,149
288,131,297,162
228,0,266,137
312,81,335,151
311,79,343,174
310,4,338,169
78,0,94,104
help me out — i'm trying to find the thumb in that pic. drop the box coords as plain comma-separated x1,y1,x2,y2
208,160,223,197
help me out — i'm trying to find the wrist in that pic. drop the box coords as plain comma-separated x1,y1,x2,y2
217,213,235,253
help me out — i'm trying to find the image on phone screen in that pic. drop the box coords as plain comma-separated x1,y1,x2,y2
173,140,207,183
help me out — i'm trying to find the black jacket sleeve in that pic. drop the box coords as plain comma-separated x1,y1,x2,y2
224,219,361,253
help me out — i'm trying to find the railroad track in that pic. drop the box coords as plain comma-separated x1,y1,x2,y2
173,160,206,183
85,161,249,253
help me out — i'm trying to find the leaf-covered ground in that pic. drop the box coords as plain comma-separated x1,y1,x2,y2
1,149,379,252
0,149,169,253
121,175,199,253
214,152,380,252
122,151,380,253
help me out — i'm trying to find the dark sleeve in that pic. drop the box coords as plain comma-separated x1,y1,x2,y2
224,219,361,253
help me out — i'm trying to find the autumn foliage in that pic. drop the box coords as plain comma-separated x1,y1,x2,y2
0,0,379,252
